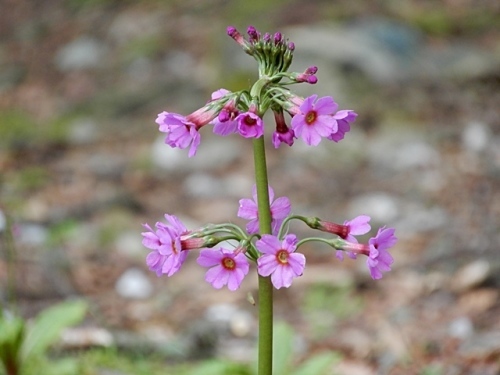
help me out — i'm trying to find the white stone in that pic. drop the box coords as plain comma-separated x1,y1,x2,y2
115,268,153,299
55,37,107,71
462,121,490,153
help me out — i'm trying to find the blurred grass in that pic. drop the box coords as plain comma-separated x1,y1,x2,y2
0,110,69,149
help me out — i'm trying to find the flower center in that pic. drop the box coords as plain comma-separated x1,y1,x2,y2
222,257,236,270
245,116,256,126
171,240,179,255
305,111,317,125
276,249,288,265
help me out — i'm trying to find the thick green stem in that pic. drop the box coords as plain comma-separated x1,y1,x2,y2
253,135,273,375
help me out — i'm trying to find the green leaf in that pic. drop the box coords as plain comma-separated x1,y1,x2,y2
21,300,87,361
0,315,25,375
273,322,294,375
188,359,251,375
292,352,342,375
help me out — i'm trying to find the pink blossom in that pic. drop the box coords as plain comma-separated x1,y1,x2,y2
210,89,239,136
367,226,397,280
318,215,371,260
290,95,338,146
272,110,295,148
235,111,264,138
328,110,357,143
211,88,230,101
237,185,291,235
197,247,249,291
141,214,190,277
156,111,201,157
256,234,305,289
340,226,397,280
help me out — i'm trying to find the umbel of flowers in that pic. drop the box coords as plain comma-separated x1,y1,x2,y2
143,26,397,288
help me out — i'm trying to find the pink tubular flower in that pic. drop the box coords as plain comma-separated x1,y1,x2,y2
237,185,291,235
340,226,397,280
141,214,190,277
156,111,201,157
272,110,295,148
318,215,371,260
367,226,397,280
210,89,239,136
328,110,357,143
256,234,306,289
235,111,264,138
290,95,338,146
197,247,250,291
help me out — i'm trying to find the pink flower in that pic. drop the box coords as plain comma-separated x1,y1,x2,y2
367,226,397,280
328,110,357,143
156,111,201,157
197,247,250,291
272,110,295,148
237,185,291,235
340,226,397,280
211,88,230,101
318,215,371,260
256,234,305,289
290,95,338,146
141,214,190,277
235,111,264,138
208,88,239,136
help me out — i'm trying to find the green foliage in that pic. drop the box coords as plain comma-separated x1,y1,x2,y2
0,110,70,150
0,314,25,375
273,322,341,375
0,300,88,375
419,364,443,375
303,283,363,340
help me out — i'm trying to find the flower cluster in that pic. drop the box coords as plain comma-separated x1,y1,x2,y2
155,26,358,157
143,25,398,291
142,186,397,291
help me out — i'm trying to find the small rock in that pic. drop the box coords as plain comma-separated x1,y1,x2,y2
16,223,48,246
67,118,98,145
184,173,225,198
150,135,241,172
459,331,500,359
462,121,490,153
115,268,153,299
60,327,114,348
451,260,490,292
114,232,144,258
448,317,474,339
55,36,108,71
348,193,399,223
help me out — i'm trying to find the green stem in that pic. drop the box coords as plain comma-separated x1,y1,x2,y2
253,135,273,375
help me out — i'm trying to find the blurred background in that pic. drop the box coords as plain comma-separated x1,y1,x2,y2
0,0,499,374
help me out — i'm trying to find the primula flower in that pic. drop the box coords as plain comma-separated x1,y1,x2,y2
256,234,305,289
238,185,291,235
290,95,338,146
318,215,371,260
367,226,397,280
141,214,190,277
328,110,357,143
272,110,295,148
156,112,201,157
235,111,264,138
197,247,250,291
340,226,397,280
210,89,239,136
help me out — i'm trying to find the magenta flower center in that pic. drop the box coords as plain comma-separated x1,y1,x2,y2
244,116,257,126
276,249,289,265
305,111,317,125
222,257,236,270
